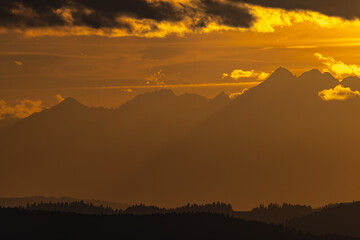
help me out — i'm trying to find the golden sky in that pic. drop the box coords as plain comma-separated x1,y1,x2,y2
4,0,360,210
2,0,360,109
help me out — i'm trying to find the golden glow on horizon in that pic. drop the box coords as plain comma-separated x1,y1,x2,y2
74,82,259,91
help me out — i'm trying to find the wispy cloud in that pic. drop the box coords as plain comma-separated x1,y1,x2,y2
229,88,249,99
55,94,65,103
14,60,23,66
286,46,317,49
315,53,360,79
318,84,360,101
0,99,43,119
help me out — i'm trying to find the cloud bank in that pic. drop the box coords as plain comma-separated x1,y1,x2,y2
223,69,269,81
319,85,360,101
315,53,360,79
0,0,252,37
236,0,360,20
2,0,360,37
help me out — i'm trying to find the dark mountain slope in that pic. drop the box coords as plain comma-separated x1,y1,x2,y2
0,90,230,202
0,118,18,134
342,76,360,91
2,68,360,209
133,68,360,208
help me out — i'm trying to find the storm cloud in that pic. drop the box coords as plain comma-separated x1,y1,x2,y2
0,0,253,31
1,0,360,37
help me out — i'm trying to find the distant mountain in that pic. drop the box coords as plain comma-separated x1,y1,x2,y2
3,68,360,209
341,76,360,91
0,90,230,204
131,68,360,208
286,201,360,238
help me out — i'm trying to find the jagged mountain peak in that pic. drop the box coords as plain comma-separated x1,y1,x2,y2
213,92,229,100
56,97,84,107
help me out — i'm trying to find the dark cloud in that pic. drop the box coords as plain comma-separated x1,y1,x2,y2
75,0,184,22
235,0,360,20
1,0,360,34
0,0,184,30
0,0,67,28
0,0,254,31
198,0,253,28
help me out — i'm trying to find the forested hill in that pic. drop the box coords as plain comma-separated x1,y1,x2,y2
286,201,360,238
7,200,312,223
0,207,355,240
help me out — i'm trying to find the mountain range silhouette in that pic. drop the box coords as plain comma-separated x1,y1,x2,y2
1,67,360,209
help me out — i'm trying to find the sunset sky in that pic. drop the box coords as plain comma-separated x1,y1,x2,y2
4,1,360,211
2,0,360,111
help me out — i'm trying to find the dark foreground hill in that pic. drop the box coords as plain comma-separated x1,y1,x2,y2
234,203,313,224
286,201,360,238
0,207,355,240
0,199,313,223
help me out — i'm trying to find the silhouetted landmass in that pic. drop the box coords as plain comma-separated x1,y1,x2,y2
0,207,355,240
174,202,233,215
10,201,234,216
3,68,360,208
0,118,18,134
4,199,360,238
0,90,230,208
286,201,360,238
342,76,360,91
1,200,311,224
124,204,168,215
0,196,129,210
124,202,311,223
235,203,313,223
25,201,121,215
124,202,233,215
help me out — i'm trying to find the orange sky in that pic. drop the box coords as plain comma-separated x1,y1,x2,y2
4,0,360,209
2,0,360,108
